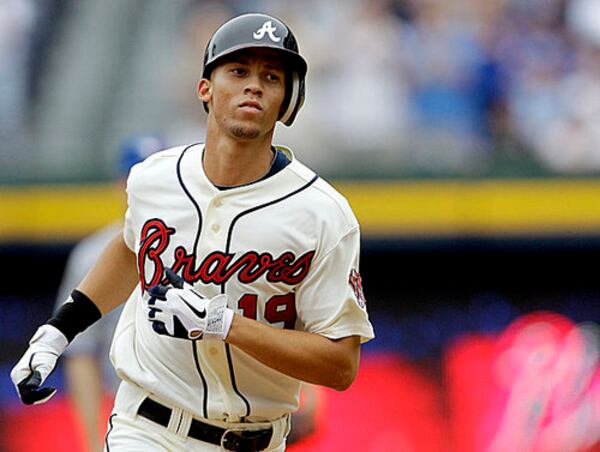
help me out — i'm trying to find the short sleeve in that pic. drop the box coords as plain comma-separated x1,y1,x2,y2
296,227,375,343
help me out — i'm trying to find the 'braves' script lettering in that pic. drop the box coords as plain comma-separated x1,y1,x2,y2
138,219,176,290
138,219,315,291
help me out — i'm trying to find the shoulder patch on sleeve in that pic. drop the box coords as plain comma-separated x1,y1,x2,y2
349,269,367,309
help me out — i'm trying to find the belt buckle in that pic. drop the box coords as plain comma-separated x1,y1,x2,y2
221,427,266,452
221,428,244,450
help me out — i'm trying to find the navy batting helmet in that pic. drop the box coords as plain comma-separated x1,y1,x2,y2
202,13,307,126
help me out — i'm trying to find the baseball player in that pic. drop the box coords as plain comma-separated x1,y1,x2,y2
11,13,374,452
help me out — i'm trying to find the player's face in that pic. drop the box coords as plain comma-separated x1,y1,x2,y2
200,49,286,140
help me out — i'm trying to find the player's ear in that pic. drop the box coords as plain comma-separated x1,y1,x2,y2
198,79,211,104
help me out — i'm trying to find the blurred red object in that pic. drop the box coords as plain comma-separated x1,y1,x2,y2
445,311,600,452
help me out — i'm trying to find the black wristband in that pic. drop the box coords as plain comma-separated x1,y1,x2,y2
47,289,102,342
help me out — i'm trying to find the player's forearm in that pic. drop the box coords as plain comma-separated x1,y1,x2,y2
225,314,360,391
77,232,138,315
11,232,138,405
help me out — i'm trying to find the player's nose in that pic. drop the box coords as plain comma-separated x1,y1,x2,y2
243,73,263,96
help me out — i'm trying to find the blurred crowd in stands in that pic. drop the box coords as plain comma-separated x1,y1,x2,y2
3,0,600,180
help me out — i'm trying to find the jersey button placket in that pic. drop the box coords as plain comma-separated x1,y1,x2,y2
209,197,224,234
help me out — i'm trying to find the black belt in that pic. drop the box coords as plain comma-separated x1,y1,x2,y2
137,398,273,452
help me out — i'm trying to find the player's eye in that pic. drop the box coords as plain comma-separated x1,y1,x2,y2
265,73,281,82
231,67,246,76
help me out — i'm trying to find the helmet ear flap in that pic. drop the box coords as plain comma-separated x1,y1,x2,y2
279,71,305,126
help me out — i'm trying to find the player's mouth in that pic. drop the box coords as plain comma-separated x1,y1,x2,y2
238,100,263,113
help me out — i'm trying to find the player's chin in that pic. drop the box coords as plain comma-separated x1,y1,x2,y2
228,122,262,140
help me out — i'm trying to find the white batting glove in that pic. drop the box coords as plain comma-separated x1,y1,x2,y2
147,269,234,341
10,324,69,405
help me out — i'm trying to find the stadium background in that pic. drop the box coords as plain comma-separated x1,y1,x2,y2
1,0,599,450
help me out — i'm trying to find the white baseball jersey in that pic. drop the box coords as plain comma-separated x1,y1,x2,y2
111,143,374,423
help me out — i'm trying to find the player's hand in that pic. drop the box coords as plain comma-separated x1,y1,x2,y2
147,269,233,341
10,324,69,405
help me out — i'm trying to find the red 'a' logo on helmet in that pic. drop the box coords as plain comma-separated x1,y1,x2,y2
349,269,366,309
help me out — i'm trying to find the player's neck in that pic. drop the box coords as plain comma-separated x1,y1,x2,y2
203,129,275,187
